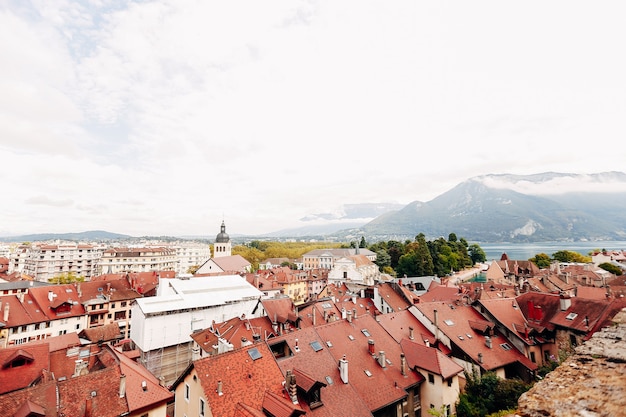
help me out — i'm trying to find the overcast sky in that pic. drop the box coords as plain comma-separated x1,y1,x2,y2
2,0,625,237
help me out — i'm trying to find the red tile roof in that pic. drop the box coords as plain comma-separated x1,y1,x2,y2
269,326,372,416
315,314,423,413
111,346,173,411
192,343,286,417
376,283,411,311
262,297,299,324
262,390,306,417
0,343,50,394
375,309,435,346
401,339,463,379
412,303,538,373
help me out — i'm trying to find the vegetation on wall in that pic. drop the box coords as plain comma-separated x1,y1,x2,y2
456,370,532,417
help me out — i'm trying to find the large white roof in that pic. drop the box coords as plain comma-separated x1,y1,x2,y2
136,275,262,314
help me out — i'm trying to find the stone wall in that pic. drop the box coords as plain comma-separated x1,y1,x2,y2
517,310,626,417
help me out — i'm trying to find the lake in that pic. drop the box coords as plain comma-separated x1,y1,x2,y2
478,241,626,262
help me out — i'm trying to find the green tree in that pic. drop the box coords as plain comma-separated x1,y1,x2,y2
359,236,367,248
457,370,532,417
468,244,487,264
552,250,591,263
598,262,623,275
48,272,85,284
373,249,391,272
529,253,551,268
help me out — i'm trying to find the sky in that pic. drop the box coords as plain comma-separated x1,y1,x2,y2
2,0,626,238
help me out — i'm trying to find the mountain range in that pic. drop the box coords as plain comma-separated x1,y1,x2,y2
3,172,626,244
327,171,626,243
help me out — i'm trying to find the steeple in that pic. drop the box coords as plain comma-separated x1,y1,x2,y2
213,220,231,258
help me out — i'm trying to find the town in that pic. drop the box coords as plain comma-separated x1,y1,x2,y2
1,222,625,417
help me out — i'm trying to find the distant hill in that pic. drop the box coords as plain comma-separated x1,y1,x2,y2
331,172,626,243
0,230,132,243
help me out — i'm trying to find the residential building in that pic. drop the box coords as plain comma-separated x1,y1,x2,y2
130,275,263,386
171,342,288,417
401,339,463,416
77,278,142,340
410,302,538,382
98,246,177,275
245,272,284,299
302,248,377,271
173,241,212,275
190,315,274,360
20,243,101,282
0,341,173,416
0,284,87,348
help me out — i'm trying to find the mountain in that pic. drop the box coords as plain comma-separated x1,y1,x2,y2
0,230,132,243
333,172,626,243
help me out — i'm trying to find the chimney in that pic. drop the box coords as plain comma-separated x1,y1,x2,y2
312,307,317,326
378,351,386,368
142,380,147,391
478,352,483,364
18,292,24,303
559,293,572,311
485,336,492,349
48,291,54,302
409,326,414,340
119,374,126,398
217,380,223,396
347,310,352,323
286,370,298,404
3,302,9,322
352,295,357,304
294,338,300,352
400,353,407,376
352,308,357,319
85,397,92,417
241,337,252,348
341,308,346,320
338,355,349,384
368,339,375,355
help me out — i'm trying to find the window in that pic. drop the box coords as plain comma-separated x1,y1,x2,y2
530,352,536,363
428,373,435,384
184,383,190,402
199,398,205,417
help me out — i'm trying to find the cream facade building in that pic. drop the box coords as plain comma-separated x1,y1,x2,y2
98,246,176,275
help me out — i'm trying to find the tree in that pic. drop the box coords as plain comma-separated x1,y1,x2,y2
373,249,391,272
599,262,623,275
529,253,551,269
468,244,487,264
456,370,532,417
359,236,367,248
48,272,85,284
551,250,591,263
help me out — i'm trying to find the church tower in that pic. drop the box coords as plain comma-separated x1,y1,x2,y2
213,220,232,258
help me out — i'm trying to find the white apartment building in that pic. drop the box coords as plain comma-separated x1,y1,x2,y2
21,243,102,282
98,246,177,275
172,242,211,275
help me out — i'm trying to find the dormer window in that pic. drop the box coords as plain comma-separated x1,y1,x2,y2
2,349,34,369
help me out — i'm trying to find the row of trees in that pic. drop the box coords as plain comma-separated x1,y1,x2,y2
368,233,487,277
234,233,487,278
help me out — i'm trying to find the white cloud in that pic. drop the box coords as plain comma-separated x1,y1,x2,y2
2,0,626,237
